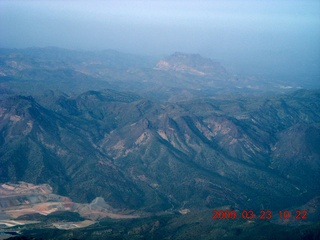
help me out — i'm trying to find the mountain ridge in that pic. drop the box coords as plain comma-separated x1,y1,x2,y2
1,48,309,102
154,52,227,77
0,48,319,239
1,89,319,213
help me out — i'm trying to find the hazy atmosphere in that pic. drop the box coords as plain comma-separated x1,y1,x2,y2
1,0,319,79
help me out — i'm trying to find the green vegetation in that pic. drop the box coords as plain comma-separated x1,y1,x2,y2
0,48,319,239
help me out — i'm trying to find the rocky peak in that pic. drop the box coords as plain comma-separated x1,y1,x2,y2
154,52,227,76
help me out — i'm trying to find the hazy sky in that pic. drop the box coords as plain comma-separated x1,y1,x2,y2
1,0,319,78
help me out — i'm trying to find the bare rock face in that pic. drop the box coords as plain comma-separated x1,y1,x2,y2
155,52,227,76
0,182,138,222
0,182,63,210
0,182,53,196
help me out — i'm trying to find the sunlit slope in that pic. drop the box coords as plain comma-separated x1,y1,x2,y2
1,89,319,212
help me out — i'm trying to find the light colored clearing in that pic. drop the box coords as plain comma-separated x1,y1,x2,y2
5,208,39,218
1,184,15,191
155,61,205,76
135,132,148,145
33,202,72,214
204,119,233,135
44,143,55,150
7,61,20,69
195,178,208,184
184,133,191,142
124,148,133,156
154,60,170,70
4,201,138,221
219,126,231,135
23,120,33,135
78,209,140,220
52,220,95,230
57,148,68,156
251,118,257,123
112,139,125,150
187,67,205,76
196,122,218,139
0,220,39,227
178,209,190,215
9,115,21,122
157,130,168,141
101,212,140,219
137,175,147,181
0,182,52,195
230,138,238,144
0,182,139,222
5,202,73,218
169,134,183,150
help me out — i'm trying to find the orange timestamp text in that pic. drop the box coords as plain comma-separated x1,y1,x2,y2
212,209,307,220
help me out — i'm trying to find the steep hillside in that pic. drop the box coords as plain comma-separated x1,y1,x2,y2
0,93,144,208
1,89,319,214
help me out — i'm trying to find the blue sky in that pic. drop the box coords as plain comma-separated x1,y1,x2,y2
1,0,319,78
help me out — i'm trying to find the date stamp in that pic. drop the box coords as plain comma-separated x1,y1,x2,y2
212,209,307,220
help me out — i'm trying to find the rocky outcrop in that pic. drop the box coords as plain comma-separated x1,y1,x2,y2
154,52,227,76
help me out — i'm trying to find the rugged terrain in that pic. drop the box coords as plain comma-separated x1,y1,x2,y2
0,48,319,239
0,48,305,102
1,89,319,211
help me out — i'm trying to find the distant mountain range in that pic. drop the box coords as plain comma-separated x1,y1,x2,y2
0,47,307,102
154,52,227,76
